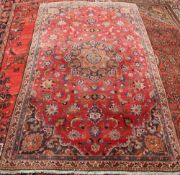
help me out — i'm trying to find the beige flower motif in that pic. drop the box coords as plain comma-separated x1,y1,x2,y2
109,129,121,141
109,104,122,114
67,103,80,114
41,79,54,89
73,22,80,26
49,34,57,40
91,143,100,153
54,72,60,78
56,92,62,98
103,22,110,27
126,35,134,41
135,94,144,102
134,80,145,90
117,20,124,26
58,20,66,26
68,130,80,140
42,93,51,101
45,104,58,116
131,104,142,116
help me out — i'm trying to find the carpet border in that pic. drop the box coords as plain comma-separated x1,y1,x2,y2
0,1,179,172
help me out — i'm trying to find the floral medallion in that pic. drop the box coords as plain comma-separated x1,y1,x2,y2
65,40,120,81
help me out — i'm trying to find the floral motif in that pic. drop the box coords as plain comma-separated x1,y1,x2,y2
109,104,122,114
41,79,54,89
21,133,43,153
58,20,66,26
87,105,103,123
45,104,58,116
109,129,121,141
135,94,144,102
68,130,81,141
131,104,142,116
89,126,101,138
117,20,124,26
64,40,120,81
67,103,80,114
91,143,100,153
134,80,146,90
42,93,52,101
144,135,164,153
49,34,58,40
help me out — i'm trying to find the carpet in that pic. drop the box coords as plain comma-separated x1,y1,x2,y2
0,0,179,174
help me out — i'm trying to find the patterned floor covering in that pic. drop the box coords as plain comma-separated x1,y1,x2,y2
0,0,179,174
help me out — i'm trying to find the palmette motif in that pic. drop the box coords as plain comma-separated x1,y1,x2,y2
0,2,179,172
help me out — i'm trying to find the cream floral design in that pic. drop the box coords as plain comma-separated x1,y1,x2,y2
131,104,142,116
49,34,58,40
45,104,58,116
134,80,145,90
109,130,121,141
41,79,54,89
58,20,66,26
68,130,81,140
135,94,144,102
67,103,80,114
117,20,124,26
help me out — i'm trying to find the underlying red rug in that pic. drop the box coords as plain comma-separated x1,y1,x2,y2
0,0,179,173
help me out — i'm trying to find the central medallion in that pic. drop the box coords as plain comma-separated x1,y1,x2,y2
86,50,102,65
64,40,122,81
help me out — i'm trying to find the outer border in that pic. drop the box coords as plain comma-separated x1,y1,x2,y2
0,1,179,173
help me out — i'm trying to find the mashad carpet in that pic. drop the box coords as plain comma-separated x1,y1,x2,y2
0,0,179,174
